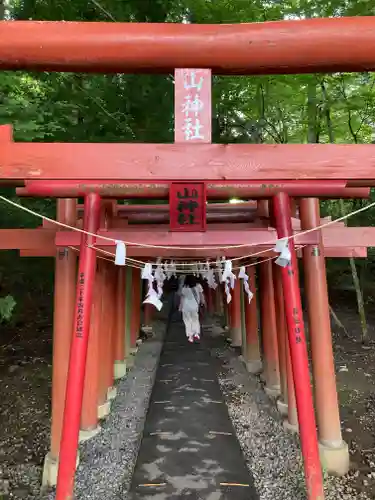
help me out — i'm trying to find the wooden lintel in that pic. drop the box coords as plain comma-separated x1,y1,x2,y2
1,142,375,181
0,226,374,252
0,18,374,76
0,229,55,249
54,226,375,248
19,246,368,259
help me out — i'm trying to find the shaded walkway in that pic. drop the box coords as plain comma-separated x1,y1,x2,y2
128,318,258,499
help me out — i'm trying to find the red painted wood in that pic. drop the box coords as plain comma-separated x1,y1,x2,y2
0,123,12,141
83,211,335,226
259,258,280,388
101,214,344,232
114,222,258,231
244,266,261,365
81,265,101,431
323,227,375,247
273,192,324,499
0,19,375,75
0,227,373,254
119,202,258,213
97,261,109,408
121,212,258,224
18,246,363,259
56,193,101,500
273,263,288,405
0,228,55,248
53,226,375,248
130,267,141,348
3,142,375,181
50,200,77,460
169,182,207,232
292,217,345,230
19,246,368,259
115,268,126,362
103,263,116,391
7,226,368,257
143,303,154,329
76,202,260,224
324,247,367,258
230,278,242,346
172,67,210,231
16,180,370,199
300,198,343,446
54,227,305,247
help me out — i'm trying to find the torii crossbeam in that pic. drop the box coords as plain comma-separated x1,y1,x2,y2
0,139,375,182
0,18,374,74
0,17,373,500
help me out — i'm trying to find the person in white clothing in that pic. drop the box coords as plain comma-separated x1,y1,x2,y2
195,281,205,308
179,275,202,343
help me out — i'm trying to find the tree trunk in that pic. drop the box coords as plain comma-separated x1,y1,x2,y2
338,199,369,344
329,304,350,339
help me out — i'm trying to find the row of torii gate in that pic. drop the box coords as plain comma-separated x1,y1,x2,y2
1,17,375,500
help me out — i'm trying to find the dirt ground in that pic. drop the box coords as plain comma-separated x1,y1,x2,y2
329,299,375,498
0,291,375,498
0,293,52,499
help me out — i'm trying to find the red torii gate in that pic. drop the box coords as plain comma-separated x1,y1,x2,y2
0,17,374,500
3,222,374,257
0,17,374,75
16,180,371,198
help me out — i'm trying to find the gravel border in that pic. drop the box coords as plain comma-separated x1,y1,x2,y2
211,339,372,500
48,321,165,500
44,312,371,500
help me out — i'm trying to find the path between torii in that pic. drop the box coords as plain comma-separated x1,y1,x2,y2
128,315,258,500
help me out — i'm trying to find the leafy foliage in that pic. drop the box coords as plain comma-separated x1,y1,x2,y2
1,0,375,318
0,295,16,322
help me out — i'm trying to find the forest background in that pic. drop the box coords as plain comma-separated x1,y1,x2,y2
0,0,374,335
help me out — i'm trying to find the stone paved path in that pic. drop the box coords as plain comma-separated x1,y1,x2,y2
128,320,258,500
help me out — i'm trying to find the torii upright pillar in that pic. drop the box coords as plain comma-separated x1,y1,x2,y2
130,267,141,352
55,193,101,500
259,257,280,397
124,266,133,367
103,262,117,401
244,266,262,374
215,284,224,317
300,198,349,475
114,267,127,378
206,285,215,315
230,278,243,348
80,263,102,440
273,263,289,415
257,200,280,396
43,199,77,487
96,260,111,419
143,303,154,334
273,192,324,500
